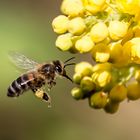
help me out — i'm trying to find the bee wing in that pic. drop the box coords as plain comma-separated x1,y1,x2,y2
9,52,39,70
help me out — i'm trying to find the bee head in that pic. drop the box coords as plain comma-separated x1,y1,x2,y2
53,60,63,75
53,57,75,82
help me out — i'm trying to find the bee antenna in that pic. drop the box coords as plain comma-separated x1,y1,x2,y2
64,57,75,64
64,63,75,68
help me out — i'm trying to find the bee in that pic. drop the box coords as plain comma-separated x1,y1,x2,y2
7,52,75,107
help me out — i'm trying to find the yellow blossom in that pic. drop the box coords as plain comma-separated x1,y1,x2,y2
75,34,95,53
71,87,84,100
75,62,93,76
109,84,127,103
55,33,73,51
89,91,108,109
90,22,108,43
91,42,110,62
68,17,86,35
92,71,111,87
52,15,69,34
82,0,107,14
61,0,84,17
109,42,131,66
116,0,140,15
80,76,95,92
104,100,119,114
92,62,112,72
109,42,123,63
127,81,140,100
73,73,82,84
108,20,129,41
124,37,140,64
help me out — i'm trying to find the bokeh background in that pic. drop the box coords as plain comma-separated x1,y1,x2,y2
0,0,140,140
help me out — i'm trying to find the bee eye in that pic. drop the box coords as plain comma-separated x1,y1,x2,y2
56,66,62,73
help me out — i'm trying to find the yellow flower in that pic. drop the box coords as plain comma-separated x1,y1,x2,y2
89,91,108,109
82,0,107,14
68,17,86,35
75,62,93,76
91,42,110,62
55,33,73,51
92,62,112,72
92,71,111,87
71,87,84,100
73,73,82,84
116,0,140,15
80,76,95,92
108,20,129,41
75,34,95,53
127,81,140,100
90,22,108,43
104,100,119,114
109,42,123,63
52,15,69,34
109,42,131,66
109,84,127,103
124,37,140,64
61,0,84,17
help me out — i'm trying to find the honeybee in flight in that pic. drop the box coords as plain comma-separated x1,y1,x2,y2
7,52,75,107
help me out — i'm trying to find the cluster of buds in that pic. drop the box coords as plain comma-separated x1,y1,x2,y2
52,0,140,114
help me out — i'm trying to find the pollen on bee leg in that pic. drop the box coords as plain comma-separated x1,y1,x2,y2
35,89,44,98
35,89,51,107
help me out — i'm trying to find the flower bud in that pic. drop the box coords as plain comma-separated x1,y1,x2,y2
71,87,84,100
109,42,123,64
61,0,84,17
73,73,82,84
80,76,95,92
104,100,119,114
55,33,73,51
75,62,93,76
116,0,140,15
82,0,107,14
122,40,131,64
109,84,127,103
108,20,129,41
92,63,112,72
68,17,86,35
92,71,111,87
89,91,108,109
127,81,140,100
52,15,69,34
91,43,110,62
125,37,140,64
90,22,108,43
75,35,95,53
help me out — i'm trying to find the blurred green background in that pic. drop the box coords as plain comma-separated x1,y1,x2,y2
0,0,140,140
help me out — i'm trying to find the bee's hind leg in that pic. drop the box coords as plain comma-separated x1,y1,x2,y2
31,88,51,107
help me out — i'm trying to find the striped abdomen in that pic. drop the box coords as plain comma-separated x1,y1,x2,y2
7,74,32,97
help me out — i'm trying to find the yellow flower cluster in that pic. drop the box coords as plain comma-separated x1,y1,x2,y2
52,0,140,114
